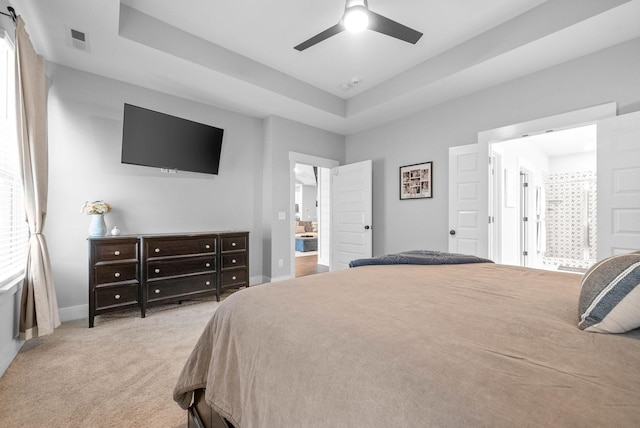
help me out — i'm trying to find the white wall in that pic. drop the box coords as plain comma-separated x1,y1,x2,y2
550,151,597,174
345,37,640,257
45,64,265,319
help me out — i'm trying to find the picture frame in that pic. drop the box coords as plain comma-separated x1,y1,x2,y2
400,161,432,200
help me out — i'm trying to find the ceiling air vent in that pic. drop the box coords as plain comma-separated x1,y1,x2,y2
67,27,90,52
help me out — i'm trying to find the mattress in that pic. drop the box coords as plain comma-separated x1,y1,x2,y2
174,263,640,427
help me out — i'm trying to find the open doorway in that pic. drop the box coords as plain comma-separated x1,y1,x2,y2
294,163,330,277
490,124,597,272
450,103,637,263
289,154,373,278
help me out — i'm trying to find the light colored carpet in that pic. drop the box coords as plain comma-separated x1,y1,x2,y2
0,298,221,428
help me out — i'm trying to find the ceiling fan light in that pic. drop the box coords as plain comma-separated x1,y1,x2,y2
343,6,369,33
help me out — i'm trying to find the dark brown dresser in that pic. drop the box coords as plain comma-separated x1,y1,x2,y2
141,233,218,316
88,236,141,328
219,232,250,295
88,231,249,327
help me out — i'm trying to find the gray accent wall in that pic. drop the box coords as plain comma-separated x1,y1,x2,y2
262,116,345,280
43,64,345,320
45,64,265,318
345,37,640,257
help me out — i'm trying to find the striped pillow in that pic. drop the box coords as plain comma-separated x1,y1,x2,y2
578,252,640,333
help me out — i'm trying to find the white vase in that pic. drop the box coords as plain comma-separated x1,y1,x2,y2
89,214,107,237
110,226,121,236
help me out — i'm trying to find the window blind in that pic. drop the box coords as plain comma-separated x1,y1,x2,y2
0,33,28,286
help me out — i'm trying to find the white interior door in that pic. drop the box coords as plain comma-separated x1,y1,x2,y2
597,111,640,258
448,144,489,258
330,160,372,270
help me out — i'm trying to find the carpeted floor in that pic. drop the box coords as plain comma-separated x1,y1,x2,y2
0,298,221,428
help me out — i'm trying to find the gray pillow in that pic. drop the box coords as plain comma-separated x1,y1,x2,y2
578,251,640,333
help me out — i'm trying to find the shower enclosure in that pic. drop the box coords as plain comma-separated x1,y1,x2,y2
542,170,597,272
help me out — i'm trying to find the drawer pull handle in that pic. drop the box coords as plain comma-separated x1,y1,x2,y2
115,294,121,300
154,268,160,274
154,289,161,294
205,281,211,286
232,276,237,280
205,263,211,268
114,250,120,256
114,272,121,278
231,242,237,247
154,248,160,253
232,259,237,264
205,244,211,249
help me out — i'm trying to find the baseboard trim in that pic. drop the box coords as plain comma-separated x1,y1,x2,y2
59,304,88,322
250,275,268,285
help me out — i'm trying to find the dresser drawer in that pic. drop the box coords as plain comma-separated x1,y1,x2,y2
144,236,216,258
221,254,246,270
220,235,247,252
94,262,138,285
146,274,216,303
147,256,216,279
95,283,139,310
221,269,247,287
94,240,138,262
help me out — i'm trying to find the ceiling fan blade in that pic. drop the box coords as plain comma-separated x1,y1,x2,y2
294,23,344,51
368,11,422,44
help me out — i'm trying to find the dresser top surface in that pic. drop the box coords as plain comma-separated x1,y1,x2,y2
88,231,249,241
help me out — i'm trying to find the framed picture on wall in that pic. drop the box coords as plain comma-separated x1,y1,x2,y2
400,161,433,199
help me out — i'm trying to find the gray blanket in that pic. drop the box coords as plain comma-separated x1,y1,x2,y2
174,264,640,427
348,250,493,267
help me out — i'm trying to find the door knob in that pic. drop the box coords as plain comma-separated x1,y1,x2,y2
449,230,456,236
364,225,371,230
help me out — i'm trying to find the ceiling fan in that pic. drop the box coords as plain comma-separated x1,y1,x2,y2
294,0,423,51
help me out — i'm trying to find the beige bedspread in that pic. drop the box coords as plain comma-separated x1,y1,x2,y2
174,263,640,427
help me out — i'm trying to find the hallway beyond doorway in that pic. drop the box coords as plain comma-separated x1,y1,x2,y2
295,253,329,278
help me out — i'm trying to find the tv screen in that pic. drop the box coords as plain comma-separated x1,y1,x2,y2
121,104,224,175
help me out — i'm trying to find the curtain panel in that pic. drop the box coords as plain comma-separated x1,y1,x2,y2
15,16,60,339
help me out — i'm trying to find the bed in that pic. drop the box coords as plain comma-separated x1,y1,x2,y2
173,257,640,427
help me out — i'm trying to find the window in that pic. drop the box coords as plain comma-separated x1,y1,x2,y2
0,32,28,287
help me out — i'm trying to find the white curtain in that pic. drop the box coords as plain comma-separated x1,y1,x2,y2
15,16,60,339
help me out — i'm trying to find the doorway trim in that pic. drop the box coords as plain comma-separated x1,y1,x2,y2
479,103,616,145
519,168,530,267
289,152,339,278
489,151,502,262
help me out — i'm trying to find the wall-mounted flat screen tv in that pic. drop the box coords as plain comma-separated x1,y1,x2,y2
121,103,224,175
